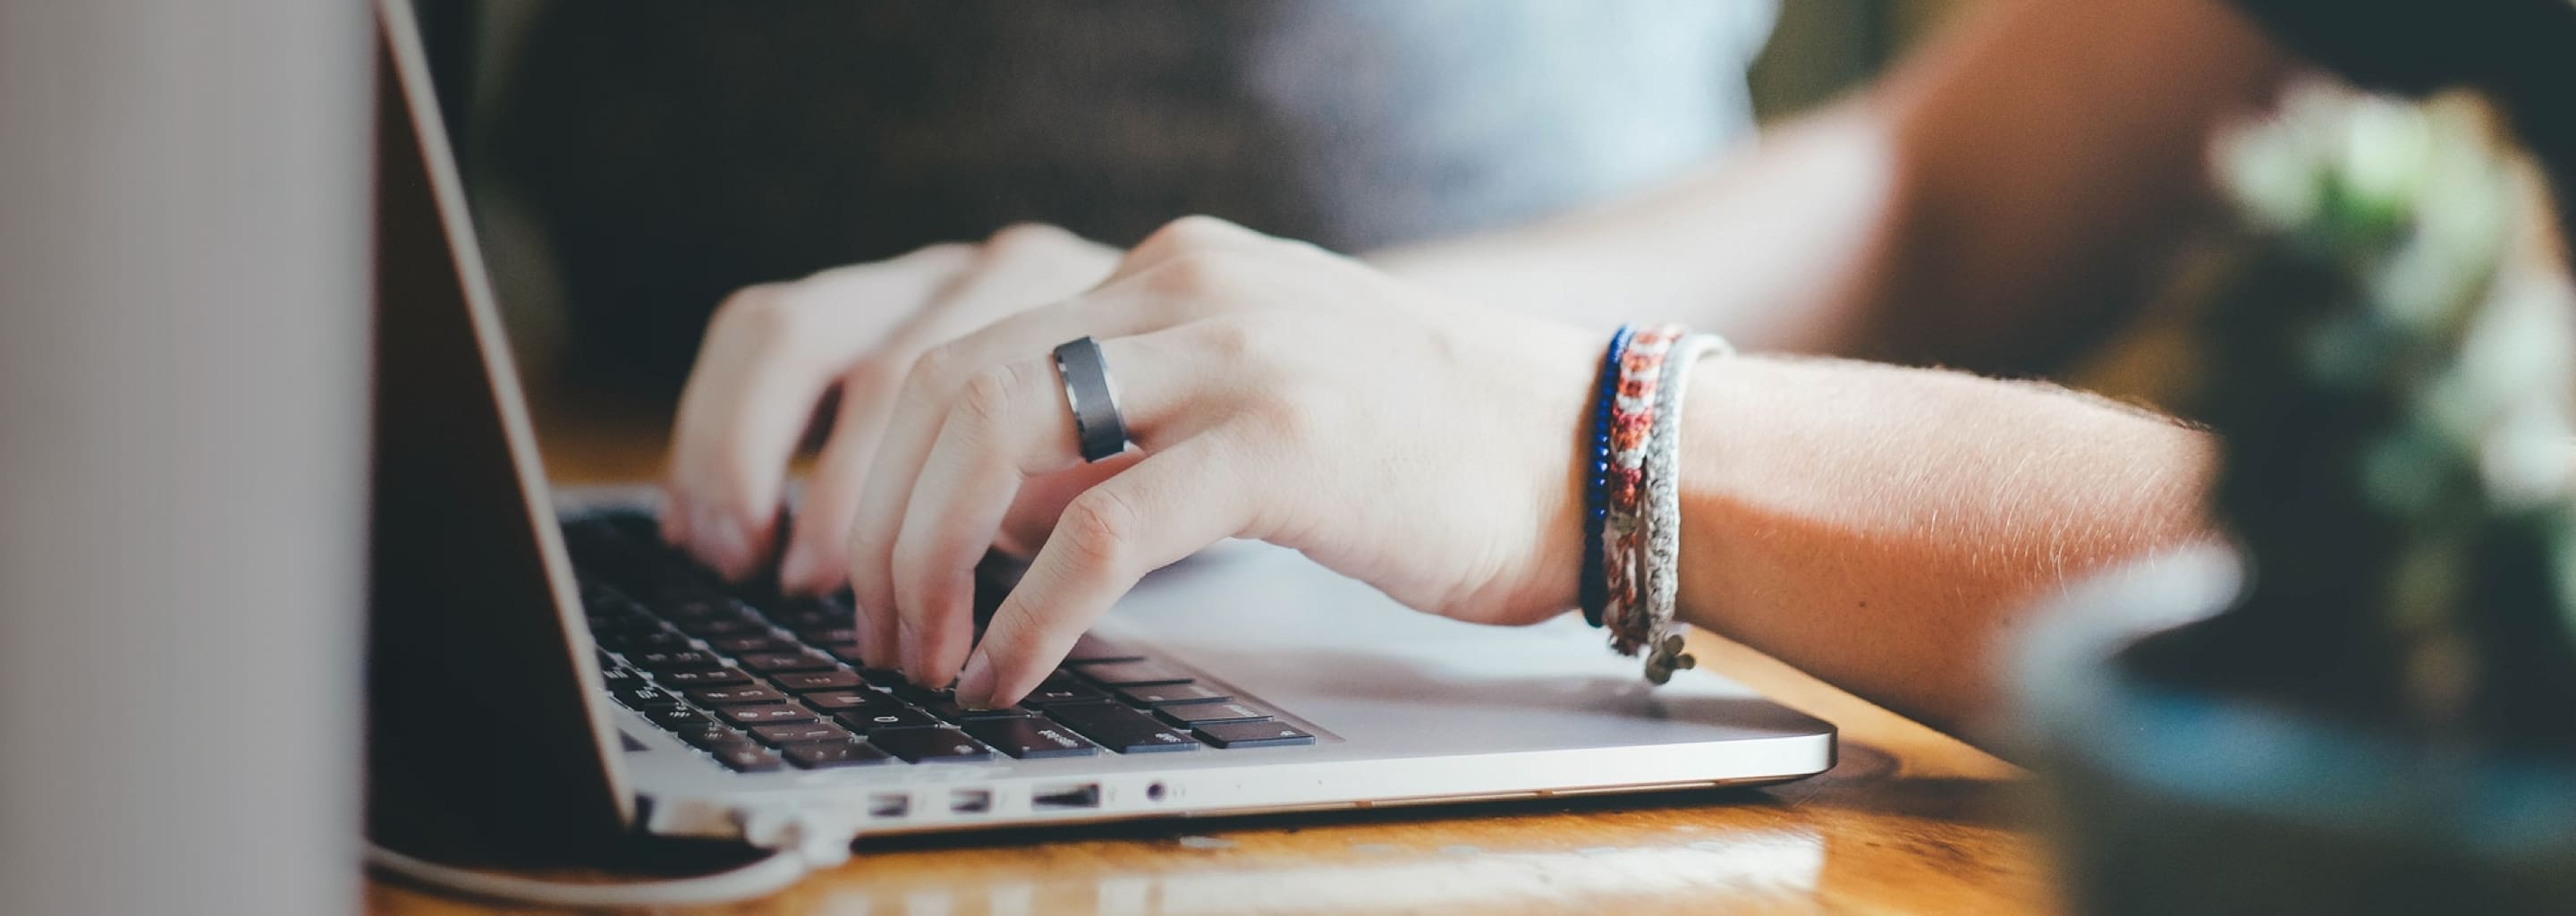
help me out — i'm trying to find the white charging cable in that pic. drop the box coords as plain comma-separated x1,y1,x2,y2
363,806,860,908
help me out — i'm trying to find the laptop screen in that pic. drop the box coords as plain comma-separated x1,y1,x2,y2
367,0,633,852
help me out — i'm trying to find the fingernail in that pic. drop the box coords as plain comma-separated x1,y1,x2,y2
956,650,997,708
692,507,752,581
777,540,818,593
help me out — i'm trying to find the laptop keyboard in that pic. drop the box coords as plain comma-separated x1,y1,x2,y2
563,511,1317,774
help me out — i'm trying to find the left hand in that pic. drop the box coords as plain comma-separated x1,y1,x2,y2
835,216,1606,708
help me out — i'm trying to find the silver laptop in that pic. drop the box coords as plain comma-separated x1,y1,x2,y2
366,0,1833,869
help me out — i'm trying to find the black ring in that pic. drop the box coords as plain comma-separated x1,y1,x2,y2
1053,336,1130,462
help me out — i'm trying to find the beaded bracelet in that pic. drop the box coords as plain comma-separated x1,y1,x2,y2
1579,325,1637,627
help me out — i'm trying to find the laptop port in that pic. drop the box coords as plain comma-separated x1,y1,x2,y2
868,793,910,818
1031,783,1101,810
948,789,992,815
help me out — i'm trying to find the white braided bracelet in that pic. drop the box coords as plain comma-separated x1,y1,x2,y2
1636,333,1733,683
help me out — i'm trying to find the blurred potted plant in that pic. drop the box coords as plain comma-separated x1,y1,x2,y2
2017,84,2576,914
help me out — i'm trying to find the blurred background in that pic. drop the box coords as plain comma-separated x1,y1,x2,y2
412,1,1965,423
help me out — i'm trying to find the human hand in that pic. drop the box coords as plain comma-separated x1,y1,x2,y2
840,216,1603,706
661,225,1120,589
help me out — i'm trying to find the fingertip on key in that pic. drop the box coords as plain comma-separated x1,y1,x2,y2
954,650,998,709
777,539,826,596
691,506,758,582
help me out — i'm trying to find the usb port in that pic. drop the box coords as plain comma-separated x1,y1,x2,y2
1031,783,1101,810
949,789,993,815
868,793,910,818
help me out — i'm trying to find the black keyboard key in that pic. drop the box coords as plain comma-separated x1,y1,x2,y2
626,649,720,671
585,613,663,637
750,721,859,746
610,685,683,710
1046,702,1200,753
767,608,845,632
801,690,898,712
784,742,893,770
913,693,1034,722
739,651,835,674
1157,701,1272,727
818,640,869,665
1064,633,1144,664
674,724,746,751
964,717,1098,759
1072,660,1192,687
801,627,861,645
655,598,735,621
867,726,995,763
685,684,788,706
706,635,794,655
772,670,865,692
642,705,712,731
674,616,765,638
1023,674,1108,707
708,741,784,773
1119,683,1231,706
596,630,689,653
834,707,942,733
885,683,946,704
652,666,754,688
713,704,818,727
856,668,910,687
600,664,642,689
1194,720,1316,749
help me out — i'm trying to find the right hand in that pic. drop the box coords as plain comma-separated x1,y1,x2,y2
661,224,1121,590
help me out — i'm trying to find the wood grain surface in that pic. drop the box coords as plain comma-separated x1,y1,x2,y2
369,409,2055,916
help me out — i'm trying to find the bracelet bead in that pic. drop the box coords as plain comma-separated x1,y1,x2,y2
1577,325,1636,627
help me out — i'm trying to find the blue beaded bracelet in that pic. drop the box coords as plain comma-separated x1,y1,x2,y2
1580,324,1635,627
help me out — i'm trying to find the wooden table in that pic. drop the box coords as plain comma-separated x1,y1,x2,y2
369,410,2055,916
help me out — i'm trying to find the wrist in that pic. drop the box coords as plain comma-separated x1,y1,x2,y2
1670,353,1767,640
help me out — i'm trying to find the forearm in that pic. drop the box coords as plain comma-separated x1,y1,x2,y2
1671,355,2216,736
1370,111,1893,356
1374,0,2287,375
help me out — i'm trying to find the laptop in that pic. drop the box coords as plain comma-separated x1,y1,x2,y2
366,0,1833,876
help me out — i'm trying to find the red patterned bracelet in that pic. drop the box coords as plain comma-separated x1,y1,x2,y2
1601,324,1685,640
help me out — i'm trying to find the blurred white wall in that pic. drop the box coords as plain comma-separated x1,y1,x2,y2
0,1,370,913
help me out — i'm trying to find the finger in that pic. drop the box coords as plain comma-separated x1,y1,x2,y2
781,225,1124,592
886,335,1225,688
995,459,1128,557
662,245,969,579
954,435,1258,708
840,286,1193,662
774,364,901,595
1099,215,1275,285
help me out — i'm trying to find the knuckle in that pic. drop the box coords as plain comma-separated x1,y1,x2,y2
1258,382,1335,440
905,340,966,392
840,355,906,399
982,222,1074,259
1196,316,1260,362
1143,250,1239,299
713,284,827,353
1057,488,1141,571
953,365,1021,433
710,284,786,332
1134,215,1241,262
1157,214,1247,247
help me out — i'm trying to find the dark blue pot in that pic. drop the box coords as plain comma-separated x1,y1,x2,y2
2014,548,2576,915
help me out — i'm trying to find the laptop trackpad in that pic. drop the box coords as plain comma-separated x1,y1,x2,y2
1096,543,1834,755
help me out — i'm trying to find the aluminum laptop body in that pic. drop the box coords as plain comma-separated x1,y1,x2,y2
366,0,1834,860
